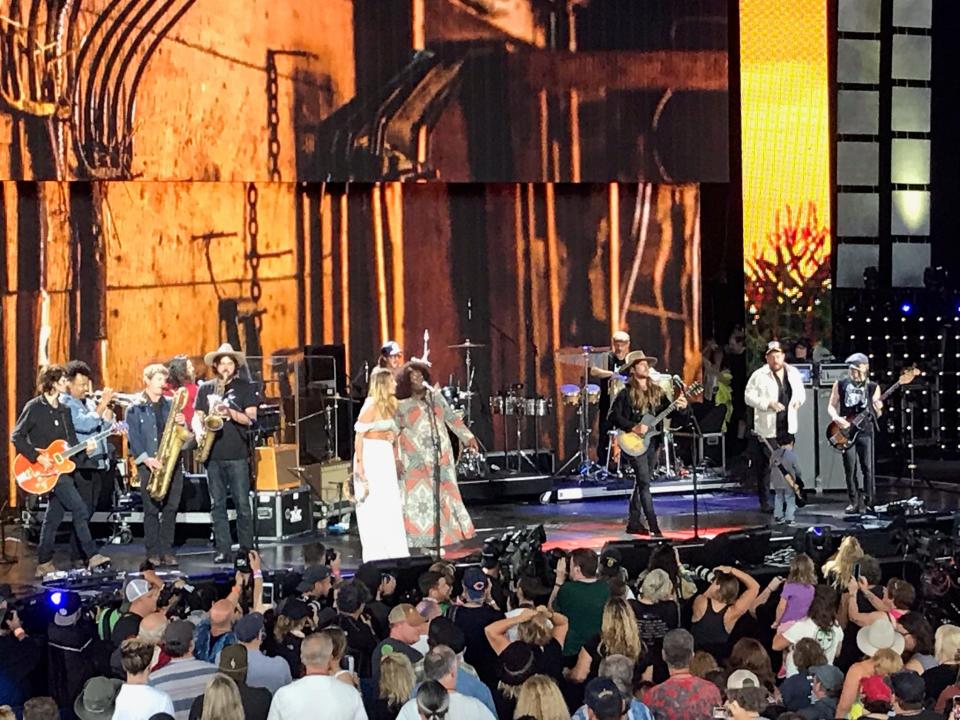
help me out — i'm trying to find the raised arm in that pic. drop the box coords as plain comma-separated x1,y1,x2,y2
717,565,761,625
484,608,537,655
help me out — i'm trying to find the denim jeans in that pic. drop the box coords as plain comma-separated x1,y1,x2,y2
206,458,254,553
773,488,796,522
69,468,103,561
625,448,661,533
38,474,99,563
140,465,185,557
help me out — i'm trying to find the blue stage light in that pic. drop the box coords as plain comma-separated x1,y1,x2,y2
901,303,912,314
50,591,62,607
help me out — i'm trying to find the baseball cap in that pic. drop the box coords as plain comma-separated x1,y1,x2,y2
428,616,465,654
279,598,311,621
388,603,426,627
585,677,625,720
889,670,925,705
354,562,382,594
219,644,248,682
498,641,537,686
599,547,622,576
860,675,892,704
727,669,761,690
810,664,844,692
765,341,784,356
612,331,630,342
73,677,121,720
461,567,489,600
162,620,195,656
296,565,332,593
233,612,264,643
381,341,402,357
53,591,83,627
125,578,152,603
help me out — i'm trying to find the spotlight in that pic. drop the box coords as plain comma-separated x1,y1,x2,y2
49,591,62,607
901,303,912,314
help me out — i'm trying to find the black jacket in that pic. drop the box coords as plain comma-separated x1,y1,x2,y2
190,680,271,720
609,388,688,433
11,396,79,462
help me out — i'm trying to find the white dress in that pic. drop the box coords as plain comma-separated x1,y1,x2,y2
354,407,410,562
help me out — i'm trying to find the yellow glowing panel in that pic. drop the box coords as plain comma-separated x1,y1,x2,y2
740,0,831,302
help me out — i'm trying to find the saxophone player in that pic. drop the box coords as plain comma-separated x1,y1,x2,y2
128,364,187,566
194,343,259,564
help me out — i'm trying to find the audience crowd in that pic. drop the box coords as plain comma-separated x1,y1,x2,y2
1,535,958,720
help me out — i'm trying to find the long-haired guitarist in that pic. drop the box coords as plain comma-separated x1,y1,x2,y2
827,353,881,512
609,350,688,536
10,365,111,576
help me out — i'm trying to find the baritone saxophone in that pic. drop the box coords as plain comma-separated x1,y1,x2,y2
146,387,192,501
195,378,226,464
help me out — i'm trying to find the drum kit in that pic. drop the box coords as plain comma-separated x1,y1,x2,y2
554,345,612,476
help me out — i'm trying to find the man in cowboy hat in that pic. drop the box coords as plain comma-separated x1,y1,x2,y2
744,341,806,513
591,330,632,468
194,343,260,563
827,352,882,512
609,350,688,536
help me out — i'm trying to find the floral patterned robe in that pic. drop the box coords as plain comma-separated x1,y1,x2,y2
396,392,476,548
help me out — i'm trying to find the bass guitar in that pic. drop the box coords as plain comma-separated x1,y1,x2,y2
825,367,919,452
14,422,128,495
617,382,703,457
753,430,806,507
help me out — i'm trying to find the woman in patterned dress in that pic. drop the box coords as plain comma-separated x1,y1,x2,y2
395,361,478,549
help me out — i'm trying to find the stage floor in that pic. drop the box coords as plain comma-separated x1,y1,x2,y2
1,481,956,590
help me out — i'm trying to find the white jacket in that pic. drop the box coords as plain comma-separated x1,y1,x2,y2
744,363,806,438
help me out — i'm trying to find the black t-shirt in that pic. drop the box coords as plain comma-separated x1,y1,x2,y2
889,711,944,720
371,638,423,690
773,369,793,435
336,613,380,679
265,632,304,679
447,604,504,687
195,377,260,461
189,681,272,720
369,697,404,720
924,663,960,702
632,599,680,644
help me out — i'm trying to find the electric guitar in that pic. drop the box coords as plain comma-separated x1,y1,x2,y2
617,382,703,457
14,422,128,495
753,430,806,507
825,367,919,452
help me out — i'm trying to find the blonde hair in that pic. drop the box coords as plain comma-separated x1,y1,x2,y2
379,652,416,707
142,363,169,383
0,706,17,720
871,648,903,676
599,598,643,662
822,535,863,587
690,650,719,678
787,553,817,585
514,674,569,720
200,674,244,720
320,626,347,663
517,608,553,647
936,625,960,664
641,569,675,603
368,367,398,417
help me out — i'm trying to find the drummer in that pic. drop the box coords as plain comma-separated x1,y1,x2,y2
590,330,632,466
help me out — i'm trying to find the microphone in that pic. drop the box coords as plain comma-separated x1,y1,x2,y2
672,375,685,387
364,361,370,384
467,297,473,321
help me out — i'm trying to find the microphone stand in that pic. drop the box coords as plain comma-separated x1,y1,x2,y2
423,387,444,557
676,379,702,541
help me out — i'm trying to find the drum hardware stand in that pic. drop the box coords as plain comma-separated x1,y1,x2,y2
0,500,18,565
555,347,601,478
683,385,704,540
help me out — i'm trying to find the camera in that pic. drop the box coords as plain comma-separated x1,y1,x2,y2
324,548,338,565
235,549,252,574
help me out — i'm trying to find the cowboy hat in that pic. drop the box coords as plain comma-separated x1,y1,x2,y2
857,618,905,657
620,350,658,372
204,342,246,368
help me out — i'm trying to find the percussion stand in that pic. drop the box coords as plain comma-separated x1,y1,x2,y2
555,348,595,477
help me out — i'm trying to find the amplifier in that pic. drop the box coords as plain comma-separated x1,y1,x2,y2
819,364,849,386
255,487,313,540
300,460,351,503
255,444,301,491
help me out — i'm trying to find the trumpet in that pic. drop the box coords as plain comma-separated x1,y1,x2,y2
90,390,141,407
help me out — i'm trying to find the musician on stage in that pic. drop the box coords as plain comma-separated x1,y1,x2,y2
378,341,404,371
61,361,114,567
195,343,260,563
128,363,187,566
827,353,881,512
744,341,806,513
590,330,631,467
609,351,689,536
165,355,199,430
10,365,110,576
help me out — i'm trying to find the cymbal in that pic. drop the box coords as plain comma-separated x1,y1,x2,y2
321,394,352,402
556,349,611,367
555,345,610,355
448,340,486,349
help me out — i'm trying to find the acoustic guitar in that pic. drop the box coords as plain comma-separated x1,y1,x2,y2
14,422,128,495
825,367,919,452
617,382,703,457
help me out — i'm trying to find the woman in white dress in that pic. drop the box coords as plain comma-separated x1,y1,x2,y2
353,367,410,561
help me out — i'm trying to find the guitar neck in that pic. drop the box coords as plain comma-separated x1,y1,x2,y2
652,395,685,426
60,426,115,460
850,380,902,423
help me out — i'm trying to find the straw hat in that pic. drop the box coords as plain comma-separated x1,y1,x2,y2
204,342,246,368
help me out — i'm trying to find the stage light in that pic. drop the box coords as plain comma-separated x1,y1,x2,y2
50,591,62,607
901,303,912,314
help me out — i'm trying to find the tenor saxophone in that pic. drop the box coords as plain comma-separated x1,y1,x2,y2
146,387,192,501
195,378,226,464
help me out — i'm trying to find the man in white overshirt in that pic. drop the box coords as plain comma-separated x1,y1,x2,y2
744,341,806,513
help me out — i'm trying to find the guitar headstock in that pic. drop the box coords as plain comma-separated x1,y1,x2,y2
684,381,704,397
899,366,921,385
111,421,129,435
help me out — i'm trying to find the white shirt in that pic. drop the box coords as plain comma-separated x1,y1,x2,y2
112,683,175,720
744,363,806,437
781,618,843,677
396,691,495,720
267,674,367,720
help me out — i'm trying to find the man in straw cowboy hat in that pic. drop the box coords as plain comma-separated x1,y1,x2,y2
591,330,632,468
194,343,260,563
609,350,688,536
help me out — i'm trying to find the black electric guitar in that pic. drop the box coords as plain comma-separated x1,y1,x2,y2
825,366,919,452
753,431,806,507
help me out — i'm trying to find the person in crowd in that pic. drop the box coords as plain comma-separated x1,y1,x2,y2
728,638,777,700
767,433,802,525
691,565,760,660
229,613,291,694
414,571,451,622
353,564,398,637
23,697,60,720
426,617,496,716
189,646,270,720
836,554,884,669
772,554,816,629
318,626,358,688
0,602,44,707
411,680,448,720
192,674,243,720
267,633,366,720
446,567,503,688
113,638,174,720
724,670,768,720
503,574,551,640
835,620,905,718
599,548,634,598
0,706,15,720
148,621,218,720
843,649,902,718
847,576,915,627
551,549,610,656
267,598,312,679
490,641,538,719
778,638,826,711
394,646,493,720
193,596,240,663
640,544,697,602
898,612,937,674
795,665,843,720
110,609,168,680
373,652,415,720
513,674,568,720
297,564,334,621
568,598,643,683
73,677,121,720
371,603,426,690
773,585,842,676
634,568,682,683
822,535,864,590
572,655,654,720
644,629,723,720
889,670,942,720
857,674,894,720
334,580,379,679
483,605,568,683
47,590,104,711
924,624,960,703
689,651,719,679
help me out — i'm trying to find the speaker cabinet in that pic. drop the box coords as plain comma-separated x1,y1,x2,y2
255,444,302,491
816,388,848,490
